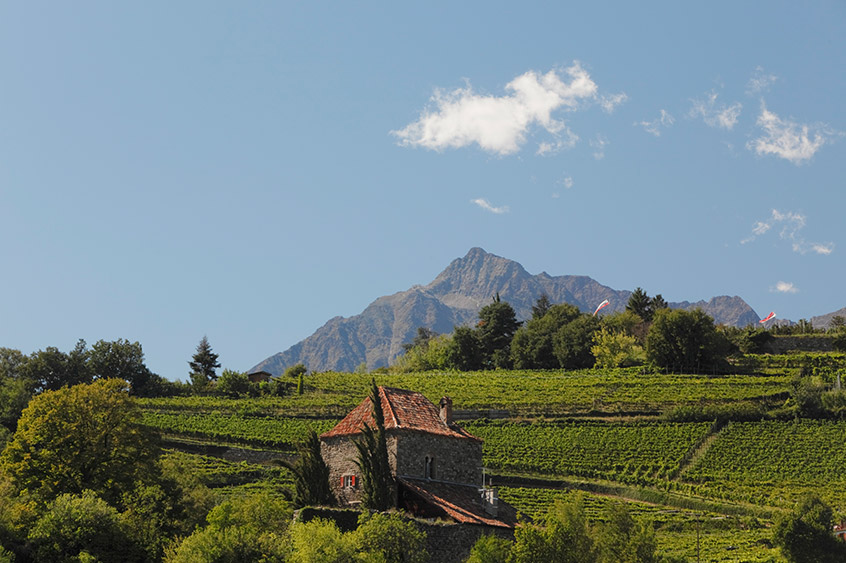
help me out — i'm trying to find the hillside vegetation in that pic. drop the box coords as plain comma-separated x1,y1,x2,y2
135,348,846,562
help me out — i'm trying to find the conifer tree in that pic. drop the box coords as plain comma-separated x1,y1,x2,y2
189,336,220,385
354,379,394,510
626,287,653,321
531,294,553,320
280,429,334,508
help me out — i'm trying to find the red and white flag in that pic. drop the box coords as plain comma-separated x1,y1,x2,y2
593,299,610,316
759,311,776,323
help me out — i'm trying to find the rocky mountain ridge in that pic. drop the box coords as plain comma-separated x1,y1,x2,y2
251,248,773,374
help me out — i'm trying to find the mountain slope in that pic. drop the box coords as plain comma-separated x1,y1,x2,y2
251,248,761,374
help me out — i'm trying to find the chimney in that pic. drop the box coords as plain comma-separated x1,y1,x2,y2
439,396,453,425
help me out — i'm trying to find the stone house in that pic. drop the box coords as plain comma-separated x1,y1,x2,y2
319,386,516,529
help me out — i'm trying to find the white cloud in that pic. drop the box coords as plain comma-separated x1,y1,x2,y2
746,66,778,95
689,91,742,130
536,129,579,156
811,243,834,255
599,92,628,113
636,110,674,136
750,220,771,236
392,63,600,156
561,176,574,189
471,198,509,214
742,209,834,255
772,281,799,294
590,134,608,159
746,103,838,164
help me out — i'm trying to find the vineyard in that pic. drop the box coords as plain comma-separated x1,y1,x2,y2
134,362,846,563
464,419,712,483
681,419,846,508
139,369,791,418
498,487,780,562
141,411,337,450
161,450,293,501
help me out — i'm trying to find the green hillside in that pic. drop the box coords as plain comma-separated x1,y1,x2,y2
132,355,846,562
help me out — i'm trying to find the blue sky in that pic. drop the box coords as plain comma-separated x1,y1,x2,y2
1,2,844,380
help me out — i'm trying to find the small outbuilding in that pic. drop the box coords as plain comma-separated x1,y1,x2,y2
319,386,517,529
246,370,272,383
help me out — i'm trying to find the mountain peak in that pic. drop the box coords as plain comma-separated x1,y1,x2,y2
250,248,766,375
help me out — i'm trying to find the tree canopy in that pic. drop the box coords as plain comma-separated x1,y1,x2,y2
773,494,846,563
476,294,521,369
0,378,159,505
646,308,728,373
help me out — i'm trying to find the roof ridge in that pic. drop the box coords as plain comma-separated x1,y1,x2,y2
380,386,401,428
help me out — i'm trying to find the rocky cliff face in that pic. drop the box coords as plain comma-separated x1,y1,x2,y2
811,307,846,329
251,248,762,374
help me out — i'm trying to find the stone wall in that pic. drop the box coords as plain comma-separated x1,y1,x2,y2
422,522,513,563
321,434,399,506
322,428,483,505
395,431,483,486
295,508,514,563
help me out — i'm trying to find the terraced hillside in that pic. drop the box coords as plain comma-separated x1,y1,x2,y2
138,361,843,562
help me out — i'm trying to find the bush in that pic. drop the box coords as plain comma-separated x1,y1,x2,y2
216,369,251,397
28,491,143,563
466,534,512,563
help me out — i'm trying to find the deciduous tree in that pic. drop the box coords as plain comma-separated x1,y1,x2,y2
595,502,658,563
511,304,581,369
445,326,483,371
0,379,159,505
591,328,645,368
89,339,155,395
476,294,520,369
553,314,600,369
216,368,251,397
28,490,144,563
167,492,291,563
774,494,845,563
511,495,597,563
353,511,428,563
646,308,728,373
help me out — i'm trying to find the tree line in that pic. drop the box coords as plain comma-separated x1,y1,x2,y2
394,289,745,374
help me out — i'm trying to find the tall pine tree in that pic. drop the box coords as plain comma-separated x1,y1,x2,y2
189,336,220,386
626,287,653,321
354,379,394,510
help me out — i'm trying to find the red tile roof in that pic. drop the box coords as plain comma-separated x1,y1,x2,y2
320,386,480,441
398,477,518,528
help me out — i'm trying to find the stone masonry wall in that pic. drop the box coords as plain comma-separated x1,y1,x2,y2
395,431,483,486
321,434,399,506
295,507,514,563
